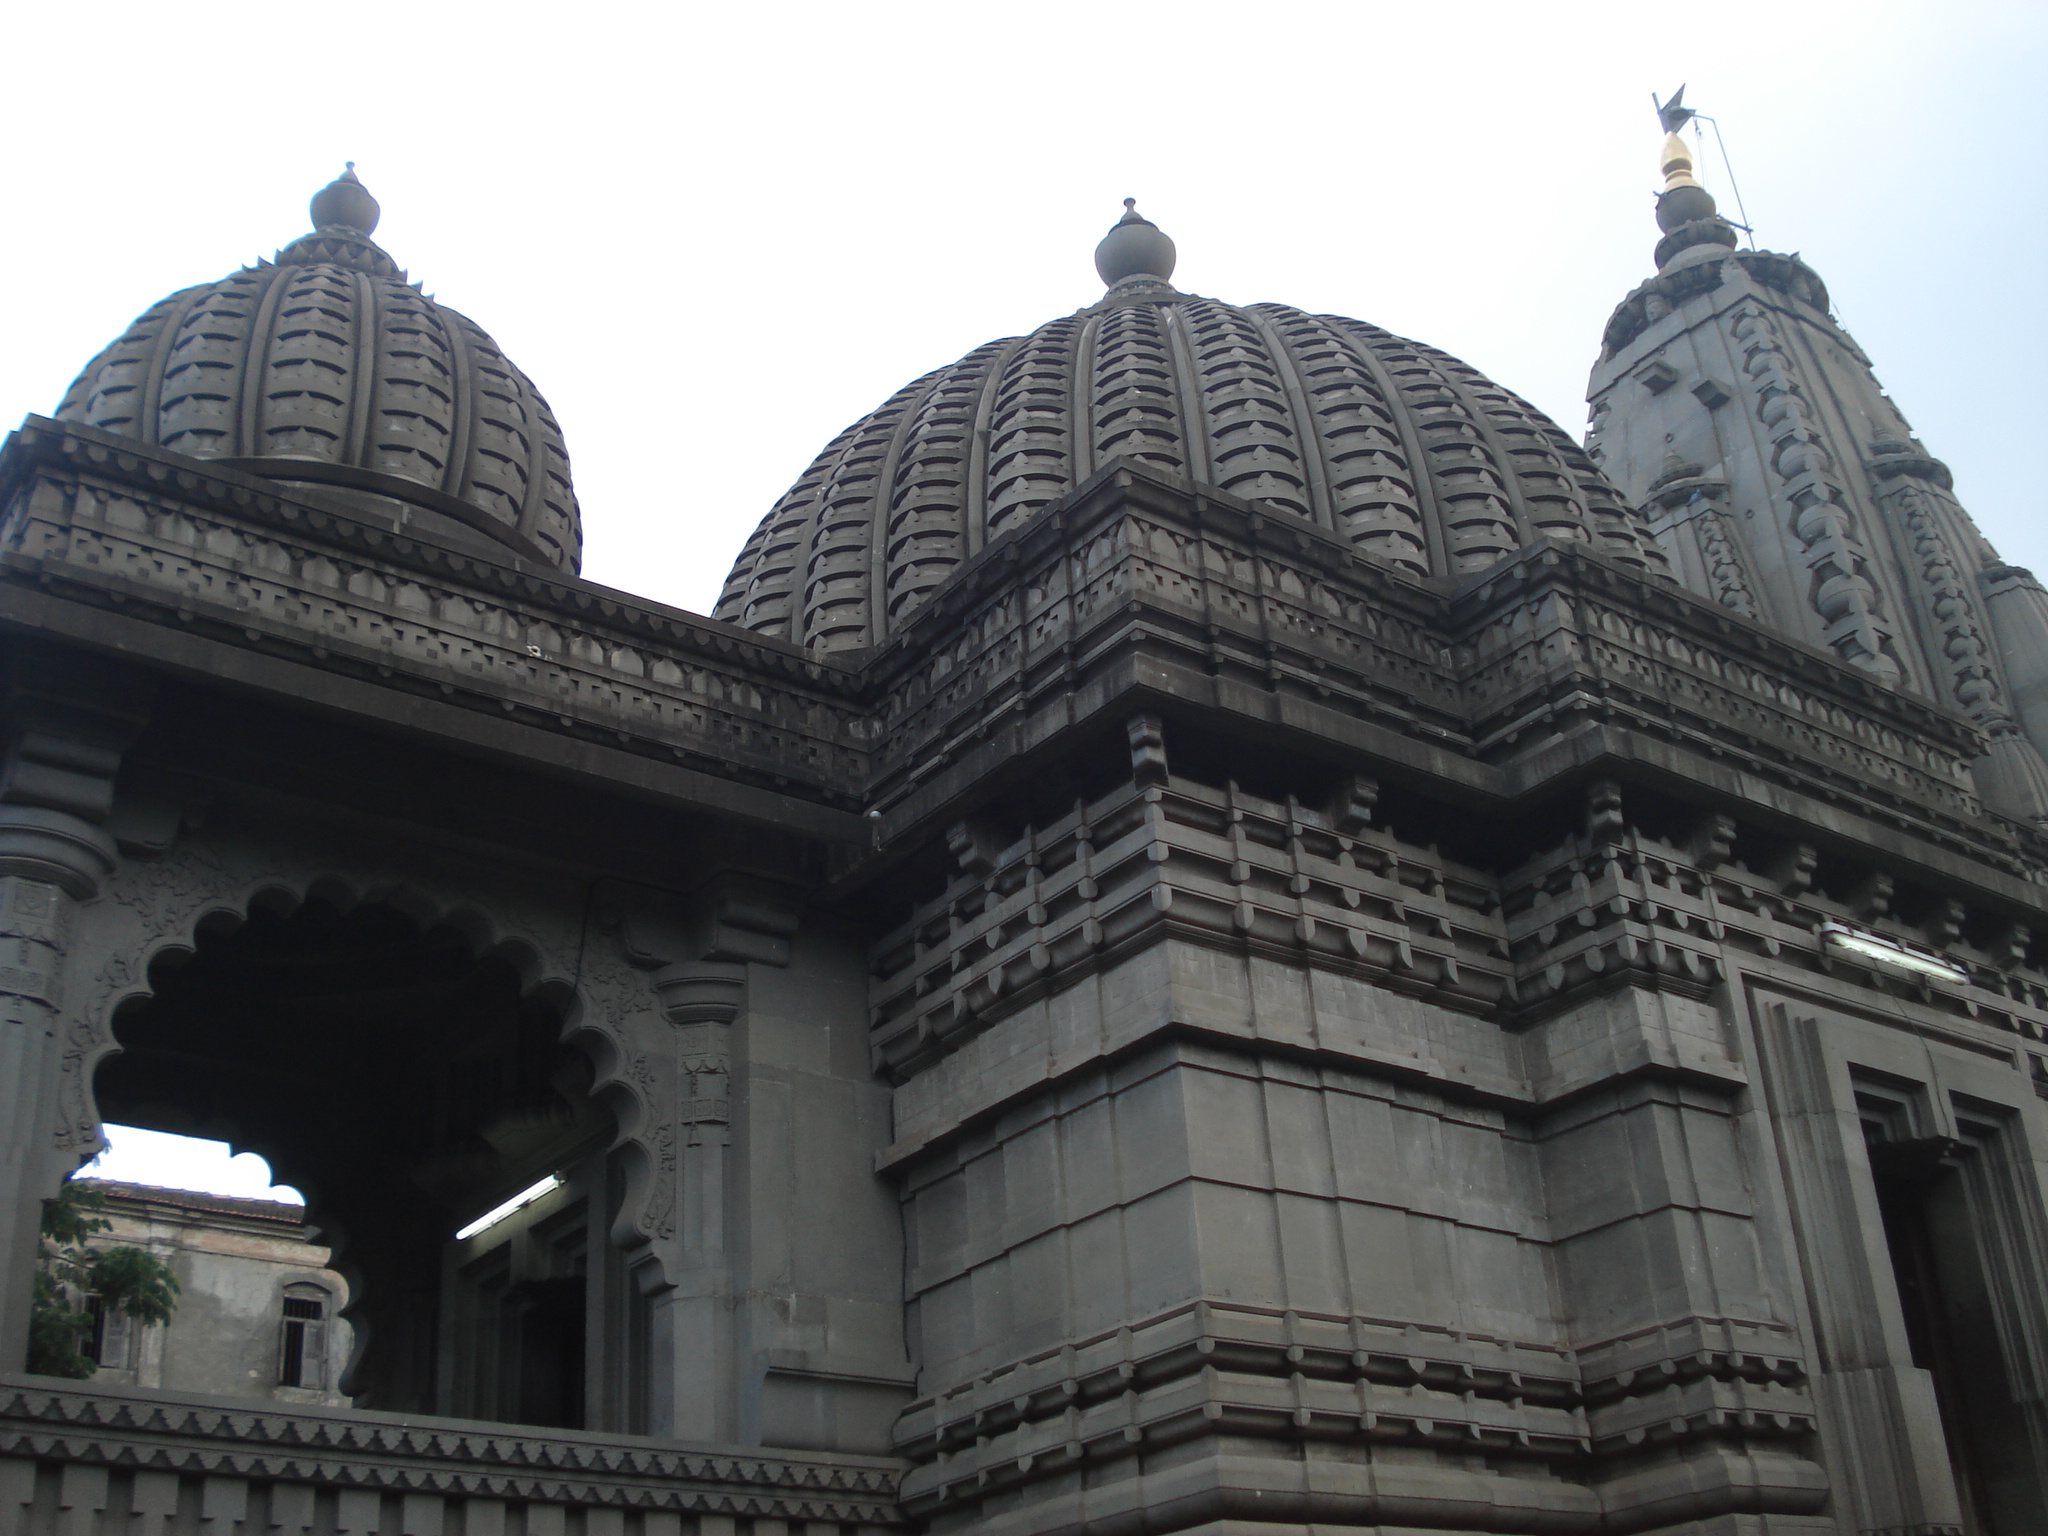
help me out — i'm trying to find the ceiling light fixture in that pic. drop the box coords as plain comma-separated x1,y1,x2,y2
455,1174,562,1241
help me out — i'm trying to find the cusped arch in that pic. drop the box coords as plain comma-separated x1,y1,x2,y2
69,854,676,1262
74,855,689,1405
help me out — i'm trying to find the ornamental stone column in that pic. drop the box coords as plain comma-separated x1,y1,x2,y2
611,874,798,1443
0,644,149,1371
612,866,906,1454
645,958,745,1441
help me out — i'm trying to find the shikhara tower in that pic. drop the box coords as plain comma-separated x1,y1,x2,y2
1590,111,2048,826
0,115,2045,1536
1585,100,2048,1531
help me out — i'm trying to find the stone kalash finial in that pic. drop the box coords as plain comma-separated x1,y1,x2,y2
1649,88,1737,271
277,163,403,279
310,162,380,235
1094,198,1178,288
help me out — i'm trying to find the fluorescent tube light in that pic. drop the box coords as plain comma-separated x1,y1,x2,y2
455,1174,562,1241
1818,922,1967,983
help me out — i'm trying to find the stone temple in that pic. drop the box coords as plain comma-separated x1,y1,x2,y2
1,107,2045,1534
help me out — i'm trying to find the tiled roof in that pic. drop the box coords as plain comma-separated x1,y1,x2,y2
78,1179,311,1230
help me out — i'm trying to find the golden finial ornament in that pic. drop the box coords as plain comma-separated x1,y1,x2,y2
1648,85,1733,259
1660,131,1703,193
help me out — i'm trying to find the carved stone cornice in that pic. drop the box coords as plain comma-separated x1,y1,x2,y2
1645,464,1727,507
1866,440,1955,490
852,463,2014,897
0,419,871,836
9,426,2043,902
889,1296,1819,1532
0,1375,904,1524
0,807,116,901
869,766,2048,1126
0,418,841,684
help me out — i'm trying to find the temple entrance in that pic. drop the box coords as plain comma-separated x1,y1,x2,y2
89,889,627,1428
1862,1118,2048,1535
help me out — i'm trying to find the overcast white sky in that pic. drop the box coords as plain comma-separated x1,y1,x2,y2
84,1126,302,1204
4,0,2042,620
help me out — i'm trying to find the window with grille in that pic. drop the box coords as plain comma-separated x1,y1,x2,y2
278,1285,328,1388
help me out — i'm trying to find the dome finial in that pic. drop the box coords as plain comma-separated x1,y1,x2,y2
1095,198,1177,288
1653,88,1714,226
1647,88,1737,269
311,163,380,237
1658,130,1708,200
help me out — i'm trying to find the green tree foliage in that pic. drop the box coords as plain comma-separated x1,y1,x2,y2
28,1180,179,1378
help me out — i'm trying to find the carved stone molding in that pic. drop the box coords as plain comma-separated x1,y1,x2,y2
0,1376,903,1526
1728,303,1903,680
0,420,872,821
873,765,2048,1118
892,1296,1819,1530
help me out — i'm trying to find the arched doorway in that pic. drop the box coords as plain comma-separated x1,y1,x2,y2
90,888,625,1428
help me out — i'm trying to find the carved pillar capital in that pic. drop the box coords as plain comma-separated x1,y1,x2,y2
0,805,118,900
0,642,155,898
650,960,746,1025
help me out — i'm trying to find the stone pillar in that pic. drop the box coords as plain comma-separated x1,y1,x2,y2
645,959,744,1442
609,869,905,1453
0,646,146,1370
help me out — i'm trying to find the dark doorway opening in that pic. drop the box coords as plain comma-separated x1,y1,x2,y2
515,1275,587,1429
1861,1117,2042,1535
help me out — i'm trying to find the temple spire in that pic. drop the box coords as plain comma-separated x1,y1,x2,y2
1094,198,1177,288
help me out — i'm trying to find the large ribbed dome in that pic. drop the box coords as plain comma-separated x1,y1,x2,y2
57,168,581,572
717,247,1668,653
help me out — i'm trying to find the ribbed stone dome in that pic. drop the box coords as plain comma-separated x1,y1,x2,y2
717,275,1668,653
56,169,581,572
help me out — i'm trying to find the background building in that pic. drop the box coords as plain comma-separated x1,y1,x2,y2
74,1181,349,1407
0,121,2042,1535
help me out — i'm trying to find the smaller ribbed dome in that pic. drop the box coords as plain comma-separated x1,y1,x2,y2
57,168,581,571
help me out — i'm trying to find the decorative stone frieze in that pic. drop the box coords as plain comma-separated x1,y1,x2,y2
875,762,2048,1119
0,420,871,820
0,1376,903,1532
